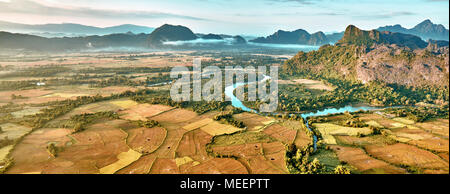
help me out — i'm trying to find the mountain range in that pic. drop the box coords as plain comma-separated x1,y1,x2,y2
377,19,449,41
0,31,149,51
0,24,248,51
249,30,342,46
251,20,448,46
0,21,155,37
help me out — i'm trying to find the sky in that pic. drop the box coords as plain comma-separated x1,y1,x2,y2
0,0,449,36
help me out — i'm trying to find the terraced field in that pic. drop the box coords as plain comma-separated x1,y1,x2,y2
2,98,312,174
311,112,449,174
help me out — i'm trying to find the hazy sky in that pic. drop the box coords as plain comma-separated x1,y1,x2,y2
0,0,448,35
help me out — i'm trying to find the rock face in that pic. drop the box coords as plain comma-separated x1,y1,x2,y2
250,29,333,45
338,25,428,50
147,24,197,45
338,25,382,46
283,25,449,87
355,45,449,86
377,19,449,41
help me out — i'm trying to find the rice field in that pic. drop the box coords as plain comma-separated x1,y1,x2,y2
311,112,449,174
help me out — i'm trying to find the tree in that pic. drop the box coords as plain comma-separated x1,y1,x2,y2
46,143,58,157
73,123,84,133
334,165,351,174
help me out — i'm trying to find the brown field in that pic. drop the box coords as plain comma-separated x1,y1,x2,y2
415,119,449,138
5,128,73,174
149,158,180,174
176,129,212,162
0,123,32,141
151,108,198,123
52,99,135,122
116,154,157,174
200,121,243,136
182,158,248,174
438,153,449,162
126,127,167,154
365,143,449,171
120,104,174,121
262,142,288,172
280,120,312,148
263,124,297,144
330,145,406,174
314,111,449,174
245,155,286,174
388,127,449,152
233,113,274,131
182,118,214,131
0,89,53,103
0,86,139,105
211,142,287,174
336,135,377,146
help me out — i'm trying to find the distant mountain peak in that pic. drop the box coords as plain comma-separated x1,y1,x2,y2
147,24,197,45
419,19,433,25
377,19,449,41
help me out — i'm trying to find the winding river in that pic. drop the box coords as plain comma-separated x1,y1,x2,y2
224,77,383,150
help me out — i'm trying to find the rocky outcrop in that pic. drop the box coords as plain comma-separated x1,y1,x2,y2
147,24,197,45
338,25,428,50
284,25,449,87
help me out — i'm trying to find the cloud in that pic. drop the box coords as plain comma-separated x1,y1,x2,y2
265,0,323,4
0,0,209,21
353,11,417,20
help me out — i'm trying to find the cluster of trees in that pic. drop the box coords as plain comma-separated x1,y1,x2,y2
0,80,36,91
285,143,353,174
1,65,70,78
285,143,327,174
213,111,245,128
90,74,173,88
334,165,351,174
68,111,119,133
134,90,231,114
10,94,27,100
77,66,172,75
341,113,369,128
0,157,13,174
136,120,160,128
46,142,62,157
25,89,151,129
91,75,145,87
385,106,449,122
0,136,14,149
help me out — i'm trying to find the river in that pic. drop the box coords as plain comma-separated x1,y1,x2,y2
224,77,385,151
